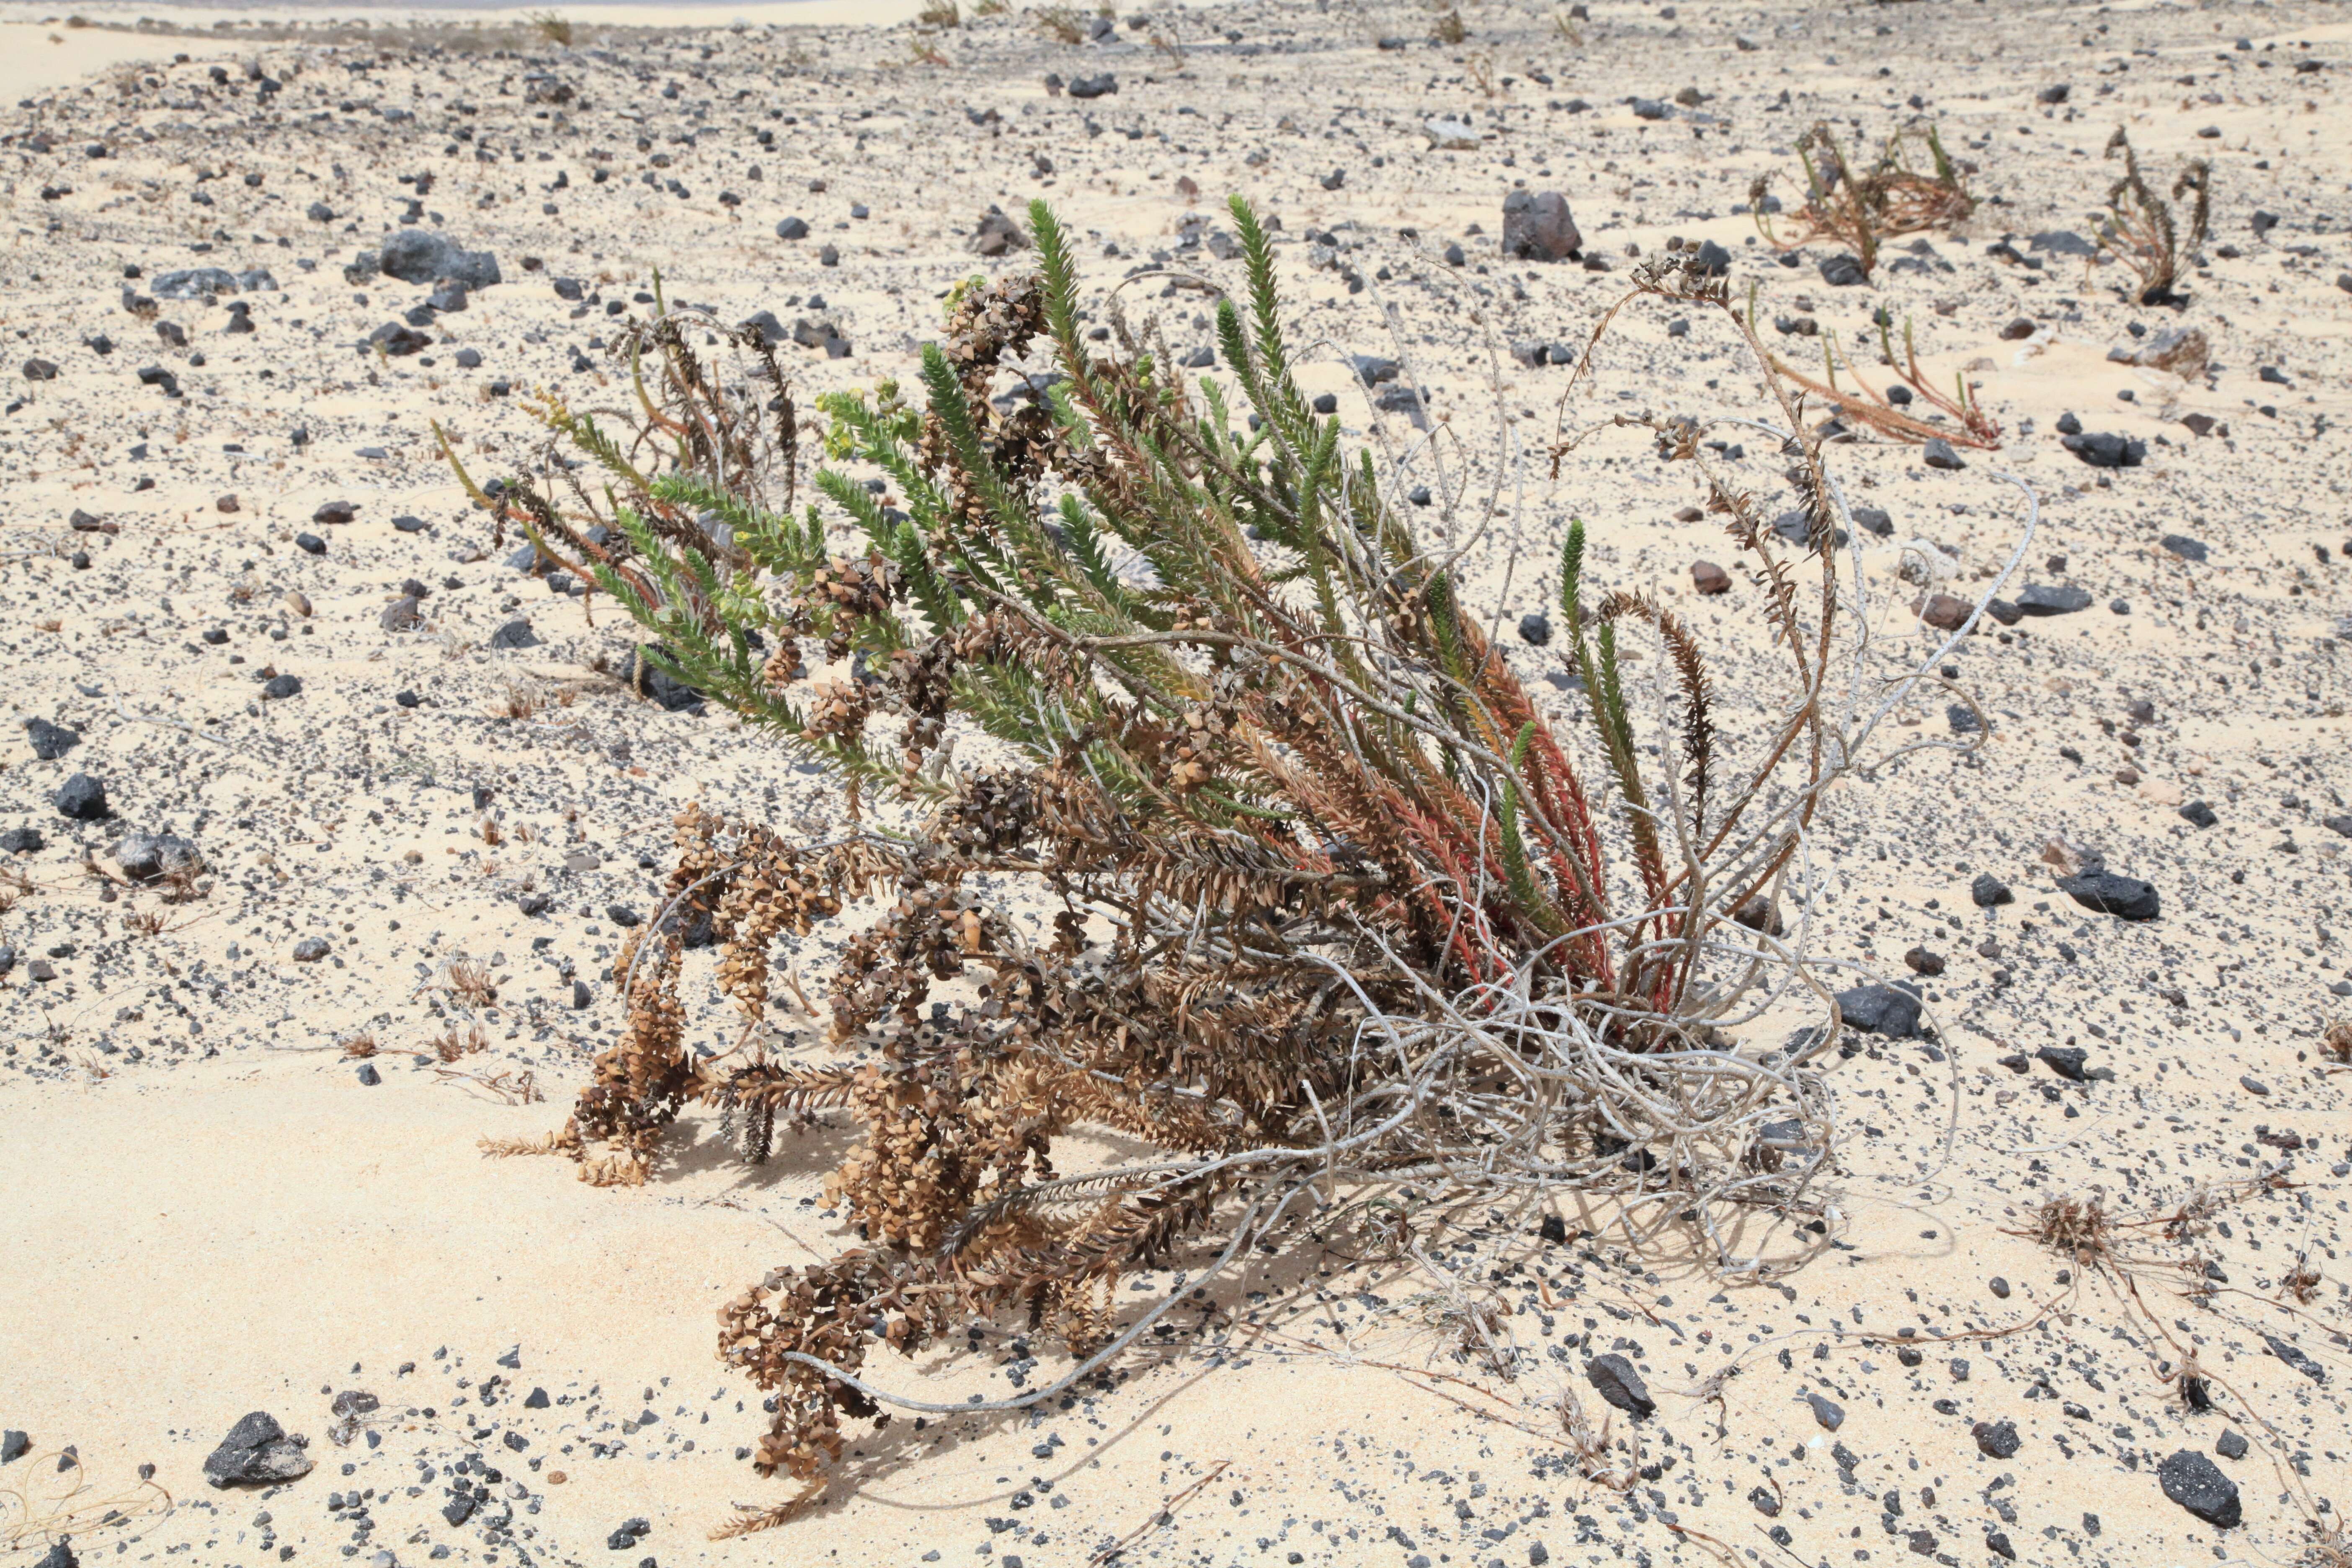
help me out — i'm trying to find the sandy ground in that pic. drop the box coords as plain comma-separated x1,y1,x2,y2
2,1,2350,1565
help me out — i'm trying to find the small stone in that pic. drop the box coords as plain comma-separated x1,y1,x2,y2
489,620,541,650
2265,1334,2324,1383
1836,982,1921,1038
2016,583,2092,616
2179,800,2217,828
1518,613,1552,647
203,1412,314,1488
774,216,809,240
1902,946,1945,977
1921,437,1966,470
1804,1392,1845,1431
2056,871,2159,921
380,597,423,632
2062,431,2146,468
294,532,327,556
1817,253,1867,287
2157,1449,2240,1528
1919,593,1971,631
1586,1354,1654,1418
114,831,202,882
356,1063,381,1086
293,938,330,962
2215,1431,2248,1461
24,717,80,761
1691,560,1731,595
2036,1045,2089,1082
262,674,303,701
1973,1419,2020,1459
0,828,41,854
1,1431,28,1463
54,774,110,821
970,207,1029,257
605,904,643,929
1500,190,1581,261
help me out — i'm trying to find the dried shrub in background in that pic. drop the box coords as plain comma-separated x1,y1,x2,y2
2097,127,2210,305
1749,120,1974,278
452,196,2032,1514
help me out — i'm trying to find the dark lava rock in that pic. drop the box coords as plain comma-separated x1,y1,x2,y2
1804,1392,1845,1430
2160,534,2210,563
1836,982,1921,1039
2016,583,2092,616
292,938,330,962
2266,1334,2326,1385
1,827,44,854
2179,800,2217,828
1518,612,1553,646
1903,946,1945,977
152,266,240,300
54,774,109,820
1692,560,1732,595
774,216,809,240
23,356,59,381
368,322,431,356
1689,238,1732,276
2157,1449,2240,1527
2056,871,2159,921
2215,1431,2249,1461
380,596,423,632
203,1412,313,1488
356,1063,381,1086
1068,72,1118,99
1921,437,1966,470
24,717,79,761
1973,1419,2021,1459
1,1430,28,1463
1851,505,1894,536
488,620,541,650
379,228,500,289
114,831,202,882
1501,189,1581,260
616,647,706,712
2036,83,2071,104
294,532,327,556
2036,1045,2089,1081
34,1543,74,1568
1586,1354,1654,1418
2062,431,2146,468
262,674,303,700
1817,253,1868,287
1539,1214,1568,1244
605,903,643,929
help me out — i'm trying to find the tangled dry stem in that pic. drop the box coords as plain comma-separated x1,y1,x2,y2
1749,119,1975,278
455,196,2039,1514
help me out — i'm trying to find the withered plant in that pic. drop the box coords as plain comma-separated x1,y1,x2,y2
455,196,2034,1516
1754,309,2001,451
444,957,498,1008
433,271,800,595
1749,120,1974,279
2096,127,2210,305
